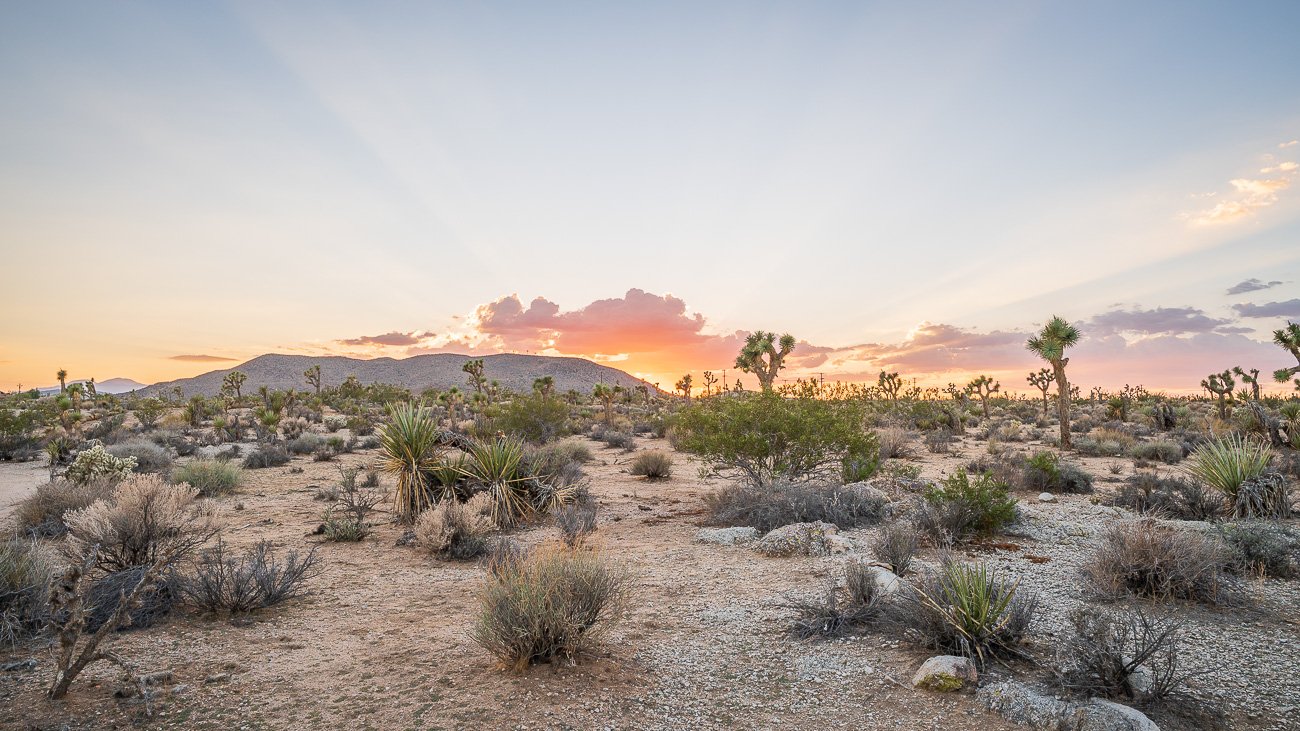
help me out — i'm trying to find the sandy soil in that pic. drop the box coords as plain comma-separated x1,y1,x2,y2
0,460,49,524
1,434,1297,731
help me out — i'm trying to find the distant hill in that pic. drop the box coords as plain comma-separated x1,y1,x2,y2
140,353,657,398
37,377,148,395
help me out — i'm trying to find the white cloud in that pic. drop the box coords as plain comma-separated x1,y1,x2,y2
1261,161,1299,174
1280,140,1299,148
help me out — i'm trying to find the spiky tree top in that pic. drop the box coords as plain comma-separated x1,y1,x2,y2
735,331,796,392
1201,369,1234,396
1027,368,1055,392
1272,322,1300,382
1026,316,1080,366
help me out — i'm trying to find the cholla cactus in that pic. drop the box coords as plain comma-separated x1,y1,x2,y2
64,444,136,485
1201,370,1235,419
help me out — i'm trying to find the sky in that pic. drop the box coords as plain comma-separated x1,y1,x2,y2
1,1,1299,394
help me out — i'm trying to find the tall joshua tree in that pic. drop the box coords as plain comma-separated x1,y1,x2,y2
675,374,693,402
1026,316,1080,450
592,383,619,426
1027,368,1055,419
304,364,322,395
1202,369,1235,419
462,359,487,396
221,370,247,400
1231,367,1260,401
966,375,1000,418
1272,321,1300,383
56,369,68,393
735,331,795,392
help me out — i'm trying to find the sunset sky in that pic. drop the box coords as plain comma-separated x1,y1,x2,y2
2,2,1299,394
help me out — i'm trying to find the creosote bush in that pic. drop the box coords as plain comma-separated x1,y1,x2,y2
704,481,886,533
629,450,673,480
917,469,1017,544
471,546,630,671
172,459,243,497
1023,451,1093,494
1084,521,1233,604
182,539,319,614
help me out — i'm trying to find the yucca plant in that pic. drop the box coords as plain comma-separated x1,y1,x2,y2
1185,433,1273,506
378,402,442,521
457,437,536,528
892,559,1036,667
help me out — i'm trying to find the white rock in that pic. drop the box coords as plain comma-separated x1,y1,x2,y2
1038,492,1057,503
911,655,978,691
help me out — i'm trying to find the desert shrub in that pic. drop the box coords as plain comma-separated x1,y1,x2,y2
415,497,490,559
0,538,51,647
1051,606,1188,701
242,444,290,469
783,561,885,639
1231,473,1291,520
344,415,374,436
471,547,629,671
84,566,178,632
1185,434,1277,518
497,395,570,444
888,559,1036,666
286,432,324,455
63,474,219,575
11,480,117,537
1084,521,1233,604
1110,473,1223,521
172,459,242,497
107,440,173,474
629,450,672,479
600,430,636,451
876,427,913,460
918,469,1017,542
556,495,598,547
704,481,886,533
924,429,954,454
1129,439,1184,465
871,522,918,577
323,481,385,542
324,416,346,433
1023,451,1093,494
182,539,319,614
480,537,528,579
674,391,878,486
1220,521,1300,579
280,418,309,441
65,444,136,485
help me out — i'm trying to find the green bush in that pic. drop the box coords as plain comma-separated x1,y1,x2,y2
1128,439,1184,465
674,392,878,486
1023,451,1093,494
921,469,1018,540
497,395,570,444
172,459,243,496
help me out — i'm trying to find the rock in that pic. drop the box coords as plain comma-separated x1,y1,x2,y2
862,564,901,594
204,672,232,684
825,534,855,554
755,521,838,557
1076,699,1160,731
911,655,977,691
978,680,1161,731
696,527,760,545
1038,492,1057,503
2,659,36,672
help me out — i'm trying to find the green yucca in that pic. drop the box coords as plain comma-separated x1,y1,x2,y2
457,437,534,528
379,402,442,521
909,560,1034,667
1185,433,1273,502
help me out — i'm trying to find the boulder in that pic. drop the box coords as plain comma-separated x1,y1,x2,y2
912,655,977,691
1076,699,1160,731
826,534,855,554
1038,492,1057,503
977,680,1161,731
696,527,760,545
755,521,838,557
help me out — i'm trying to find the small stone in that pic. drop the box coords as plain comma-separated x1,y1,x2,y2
1038,492,1057,503
912,655,978,692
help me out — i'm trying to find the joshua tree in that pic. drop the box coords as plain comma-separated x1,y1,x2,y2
735,331,795,392
221,370,247,400
592,383,619,426
675,374,693,401
702,371,718,396
1231,367,1260,401
635,383,650,405
56,369,68,393
966,375,1000,418
532,376,555,399
878,371,903,405
84,378,96,399
1202,369,1235,419
462,359,487,396
1026,315,1081,450
304,364,322,395
1026,368,1055,418
439,387,464,423
1271,321,1300,383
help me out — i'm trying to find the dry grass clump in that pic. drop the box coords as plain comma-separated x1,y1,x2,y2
628,450,673,480
182,539,319,614
871,522,918,576
0,538,51,647
172,459,243,497
11,480,117,537
875,427,914,460
63,474,219,575
471,545,629,671
704,481,886,533
1084,521,1234,604
783,561,886,639
415,496,491,559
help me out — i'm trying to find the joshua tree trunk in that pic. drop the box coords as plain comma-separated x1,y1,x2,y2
1054,363,1071,450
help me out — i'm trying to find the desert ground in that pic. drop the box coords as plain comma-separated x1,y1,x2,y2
3,423,1298,731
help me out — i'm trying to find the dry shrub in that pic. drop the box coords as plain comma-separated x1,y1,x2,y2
472,546,629,671
628,450,672,480
0,538,50,647
182,539,319,614
415,495,491,559
1084,521,1233,604
704,481,886,533
107,441,173,473
555,494,598,547
84,567,178,632
876,427,914,460
871,522,918,576
1220,521,1300,579
783,561,885,639
1111,474,1223,521
63,474,219,575
242,444,291,469
11,480,117,537
172,459,243,497
1052,606,1190,702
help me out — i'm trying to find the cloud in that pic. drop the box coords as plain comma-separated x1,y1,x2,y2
1226,278,1284,295
1087,306,1235,336
168,354,237,362
337,331,428,347
1261,161,1299,174
1231,299,1300,319
1281,140,1299,149
1190,176,1291,225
